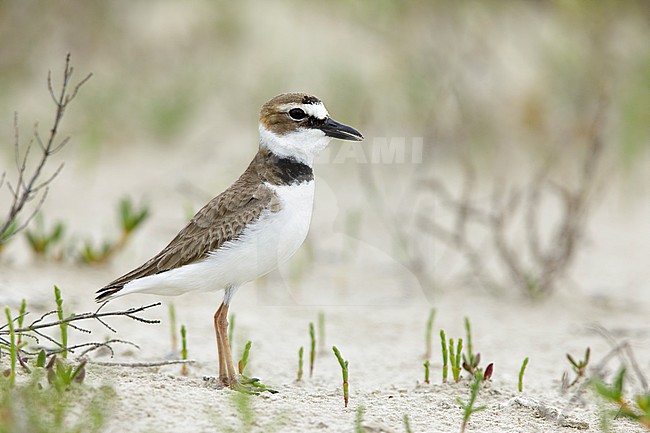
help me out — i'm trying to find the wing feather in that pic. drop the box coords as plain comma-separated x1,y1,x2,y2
96,181,274,300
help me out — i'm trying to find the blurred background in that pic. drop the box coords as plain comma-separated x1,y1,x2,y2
0,0,649,306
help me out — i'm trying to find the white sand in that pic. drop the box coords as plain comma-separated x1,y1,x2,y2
1,141,649,433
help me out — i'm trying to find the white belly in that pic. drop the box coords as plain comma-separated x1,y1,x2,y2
120,181,315,296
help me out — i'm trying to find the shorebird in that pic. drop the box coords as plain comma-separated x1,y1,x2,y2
96,93,363,388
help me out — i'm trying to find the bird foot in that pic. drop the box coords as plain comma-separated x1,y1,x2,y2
202,375,235,389
236,376,278,394
202,375,277,394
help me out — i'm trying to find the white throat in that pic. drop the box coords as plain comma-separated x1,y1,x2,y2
259,123,332,166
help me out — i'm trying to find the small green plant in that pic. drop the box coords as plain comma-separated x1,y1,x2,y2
228,313,236,349
238,340,252,375
213,389,284,433
565,347,590,388
568,347,590,375
46,355,87,393
593,368,650,430
309,322,316,378
463,317,473,364
519,357,529,392
0,371,113,433
180,324,188,376
423,360,430,384
169,303,177,353
297,346,304,381
424,308,436,358
458,370,486,433
354,405,365,433
16,298,27,347
449,337,463,383
79,240,112,264
460,317,494,381
36,349,47,368
54,285,69,358
79,196,149,264
4,307,17,387
332,345,349,408
461,353,494,381
117,196,149,245
441,329,448,382
25,215,65,259
404,414,413,433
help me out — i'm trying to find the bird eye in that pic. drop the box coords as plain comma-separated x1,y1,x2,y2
288,108,306,121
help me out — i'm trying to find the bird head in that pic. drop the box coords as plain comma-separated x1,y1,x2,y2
259,93,363,165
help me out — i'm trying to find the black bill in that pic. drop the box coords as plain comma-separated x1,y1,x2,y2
320,117,364,141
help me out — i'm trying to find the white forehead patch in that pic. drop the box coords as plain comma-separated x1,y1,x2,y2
279,102,329,120
303,102,329,119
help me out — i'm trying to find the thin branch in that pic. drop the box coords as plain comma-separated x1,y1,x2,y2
86,359,196,368
76,339,140,358
0,53,92,244
0,303,161,336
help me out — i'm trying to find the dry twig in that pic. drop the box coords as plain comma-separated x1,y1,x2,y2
0,302,161,356
416,98,607,298
86,359,196,368
0,53,92,244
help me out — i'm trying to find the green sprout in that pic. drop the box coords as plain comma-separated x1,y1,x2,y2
354,405,365,433
567,347,590,374
424,308,436,359
449,337,463,383
441,329,448,383
458,370,486,433
4,307,16,387
117,196,150,245
297,347,304,381
78,196,149,264
180,325,188,376
566,347,590,388
16,299,26,347
519,357,529,392
593,368,650,430
309,322,316,378
332,346,349,407
36,349,47,368
169,303,177,353
423,360,430,384
54,286,68,358
463,317,475,367
25,215,65,259
46,356,87,393
238,340,252,375
459,317,493,381
404,414,413,433
79,240,112,264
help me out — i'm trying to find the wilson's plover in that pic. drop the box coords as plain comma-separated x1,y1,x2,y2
96,93,363,388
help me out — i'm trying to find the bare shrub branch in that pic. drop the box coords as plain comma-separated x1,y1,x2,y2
0,53,92,244
0,303,161,356
416,98,607,298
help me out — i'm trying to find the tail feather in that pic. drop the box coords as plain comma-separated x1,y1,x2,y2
95,285,123,303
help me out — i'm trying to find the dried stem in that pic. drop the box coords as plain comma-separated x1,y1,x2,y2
86,359,195,368
0,303,160,356
416,97,606,298
0,53,92,244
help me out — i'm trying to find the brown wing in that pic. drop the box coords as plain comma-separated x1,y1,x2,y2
96,181,275,301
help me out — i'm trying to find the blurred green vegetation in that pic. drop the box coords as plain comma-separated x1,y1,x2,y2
0,0,647,167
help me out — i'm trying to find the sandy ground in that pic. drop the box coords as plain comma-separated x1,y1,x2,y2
1,139,649,433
